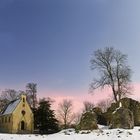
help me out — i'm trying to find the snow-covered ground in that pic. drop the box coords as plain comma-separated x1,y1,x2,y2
1,125,140,140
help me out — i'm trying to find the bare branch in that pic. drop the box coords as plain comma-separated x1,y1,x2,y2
57,99,74,128
90,47,132,102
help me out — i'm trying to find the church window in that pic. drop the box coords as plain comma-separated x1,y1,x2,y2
5,117,7,123
21,110,26,116
23,98,25,102
9,117,11,123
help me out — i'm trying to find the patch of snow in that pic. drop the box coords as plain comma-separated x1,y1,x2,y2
119,102,122,108
112,101,122,114
0,126,140,139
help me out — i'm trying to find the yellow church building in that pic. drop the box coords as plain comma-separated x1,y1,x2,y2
0,94,34,133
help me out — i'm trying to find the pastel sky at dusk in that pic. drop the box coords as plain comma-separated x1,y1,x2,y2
1,0,140,111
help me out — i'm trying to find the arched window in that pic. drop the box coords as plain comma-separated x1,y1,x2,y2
21,121,25,130
5,117,7,123
23,98,25,102
9,117,11,123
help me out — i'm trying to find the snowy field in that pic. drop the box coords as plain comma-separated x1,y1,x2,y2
1,126,140,140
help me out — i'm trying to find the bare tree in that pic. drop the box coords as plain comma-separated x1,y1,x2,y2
73,113,82,125
83,101,95,112
97,98,113,112
90,47,132,102
26,83,37,109
0,98,9,112
1,89,18,102
0,89,19,112
57,99,74,129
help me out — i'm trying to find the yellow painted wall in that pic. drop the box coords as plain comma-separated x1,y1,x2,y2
12,95,34,133
0,115,12,133
0,95,34,134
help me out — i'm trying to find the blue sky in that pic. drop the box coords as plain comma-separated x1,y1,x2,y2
0,0,140,98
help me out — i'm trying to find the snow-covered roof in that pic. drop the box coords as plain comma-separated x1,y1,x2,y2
2,98,20,115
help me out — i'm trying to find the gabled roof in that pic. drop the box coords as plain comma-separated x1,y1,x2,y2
1,98,20,115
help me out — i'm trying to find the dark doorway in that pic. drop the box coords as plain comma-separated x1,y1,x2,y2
21,121,25,130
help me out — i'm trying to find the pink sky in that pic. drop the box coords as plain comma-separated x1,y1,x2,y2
39,83,140,113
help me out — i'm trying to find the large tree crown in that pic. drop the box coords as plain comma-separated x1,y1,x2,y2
90,47,132,102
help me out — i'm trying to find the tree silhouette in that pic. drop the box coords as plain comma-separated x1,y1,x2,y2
90,47,132,102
